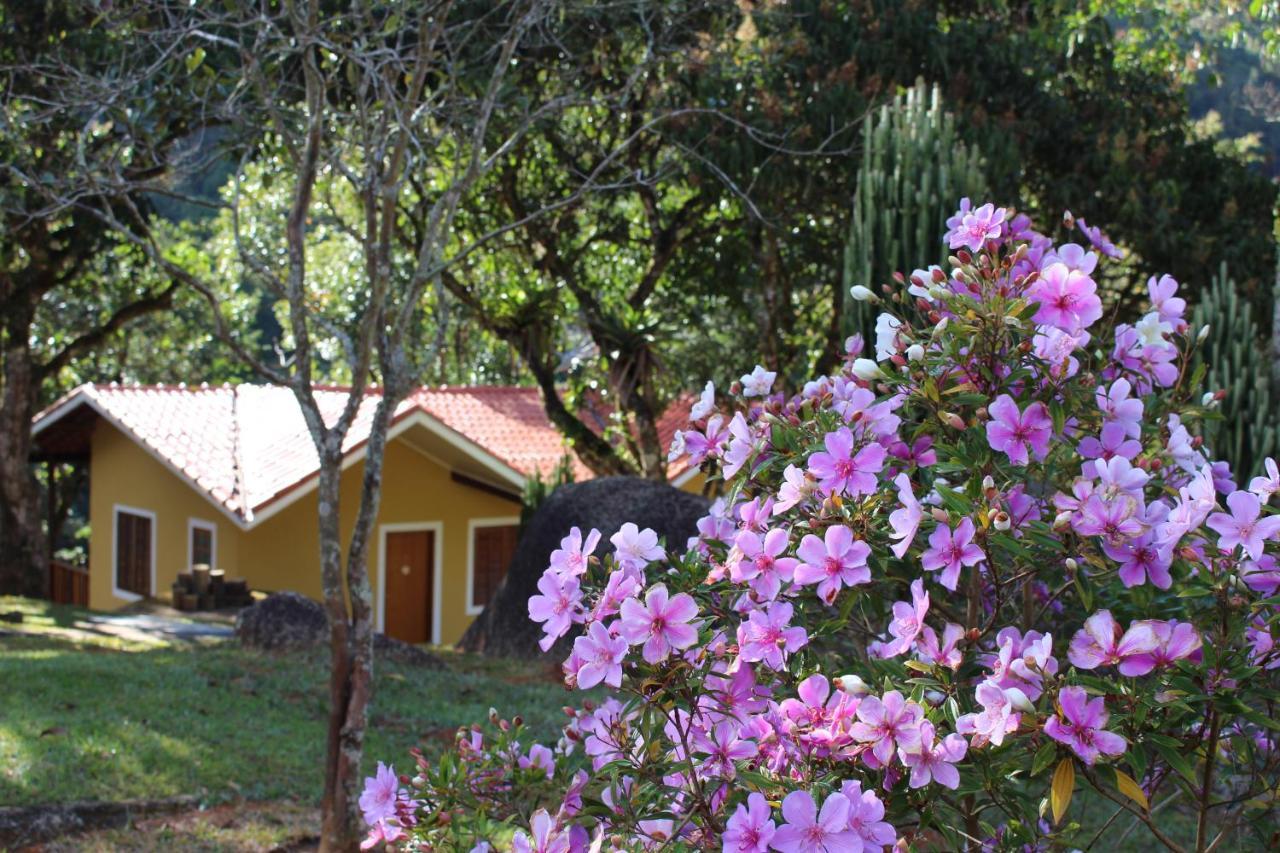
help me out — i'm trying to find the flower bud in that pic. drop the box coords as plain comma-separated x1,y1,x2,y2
930,506,950,523
1053,511,1073,531
1005,687,1035,713
1201,392,1216,408
939,411,964,429
932,317,949,336
851,358,883,381
992,511,1011,531
849,284,877,302
1064,557,1079,572
982,475,995,490
1197,324,1210,343
836,674,870,697
906,344,925,362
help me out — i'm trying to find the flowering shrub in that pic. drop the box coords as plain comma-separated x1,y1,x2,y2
363,204,1280,851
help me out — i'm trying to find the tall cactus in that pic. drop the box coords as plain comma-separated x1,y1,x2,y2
1191,263,1280,479
842,79,989,341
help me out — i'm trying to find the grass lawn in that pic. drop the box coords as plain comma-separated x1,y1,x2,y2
0,596,574,811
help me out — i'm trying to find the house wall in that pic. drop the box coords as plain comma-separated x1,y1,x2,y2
87,422,241,610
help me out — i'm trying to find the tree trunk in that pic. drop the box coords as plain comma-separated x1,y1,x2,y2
0,301,48,598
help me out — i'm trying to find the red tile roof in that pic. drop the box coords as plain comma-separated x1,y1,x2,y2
33,383,695,525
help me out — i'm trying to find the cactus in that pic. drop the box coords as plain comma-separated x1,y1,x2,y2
842,79,989,342
1190,262,1280,479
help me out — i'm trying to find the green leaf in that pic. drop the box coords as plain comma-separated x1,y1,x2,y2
185,47,206,73
1153,742,1198,787
1030,741,1058,777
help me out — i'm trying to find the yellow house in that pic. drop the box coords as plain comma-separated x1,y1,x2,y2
32,383,703,645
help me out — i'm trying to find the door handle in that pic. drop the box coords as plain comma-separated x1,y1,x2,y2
400,564,411,576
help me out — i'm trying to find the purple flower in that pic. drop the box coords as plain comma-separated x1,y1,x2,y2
684,415,729,466
1079,422,1141,476
774,465,812,514
947,202,1007,252
732,528,800,601
899,719,967,789
1118,620,1202,676
956,681,1024,747
737,601,808,670
518,744,555,778
887,473,923,558
771,790,857,853
549,526,601,578
723,413,762,479
1029,263,1103,332
1067,610,1158,671
808,428,886,498
921,517,985,591
1249,457,1279,502
839,780,898,849
870,578,928,659
985,394,1052,466
723,792,776,852
1101,526,1173,589
511,809,570,853
610,522,665,572
1044,686,1126,765
741,364,777,398
915,623,965,670
1096,379,1143,439
528,569,584,652
1148,274,1185,326
794,525,871,604
1075,495,1145,546
851,690,924,767
359,762,400,826
1206,490,1280,561
1077,217,1123,258
618,583,699,663
571,620,629,689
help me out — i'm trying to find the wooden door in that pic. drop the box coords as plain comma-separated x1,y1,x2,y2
115,510,152,596
385,530,434,644
471,524,520,610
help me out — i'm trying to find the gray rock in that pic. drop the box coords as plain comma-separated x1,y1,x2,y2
458,476,710,659
236,591,442,668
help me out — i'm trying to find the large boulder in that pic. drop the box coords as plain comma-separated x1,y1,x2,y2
459,476,710,659
236,591,442,668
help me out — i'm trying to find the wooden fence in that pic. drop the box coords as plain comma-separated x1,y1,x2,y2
49,560,89,607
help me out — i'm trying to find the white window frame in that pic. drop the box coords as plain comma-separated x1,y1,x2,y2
186,517,218,569
465,516,521,616
376,521,445,645
111,503,157,602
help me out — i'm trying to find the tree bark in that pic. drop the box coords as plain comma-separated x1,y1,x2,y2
0,297,48,597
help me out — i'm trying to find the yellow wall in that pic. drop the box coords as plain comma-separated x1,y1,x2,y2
88,423,241,610
87,422,519,645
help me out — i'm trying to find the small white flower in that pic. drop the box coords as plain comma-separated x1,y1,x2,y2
874,312,903,361
851,358,883,381
1135,311,1173,350
906,344,925,362
740,365,776,397
849,284,877,302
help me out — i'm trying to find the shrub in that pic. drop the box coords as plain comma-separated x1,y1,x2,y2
363,204,1280,851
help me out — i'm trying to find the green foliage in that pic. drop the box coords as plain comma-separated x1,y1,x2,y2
520,455,576,531
1190,263,1280,478
842,79,989,340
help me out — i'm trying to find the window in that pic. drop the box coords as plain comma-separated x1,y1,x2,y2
114,507,154,598
469,520,519,612
188,519,216,568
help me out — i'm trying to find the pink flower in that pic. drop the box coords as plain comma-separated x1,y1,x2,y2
732,528,799,601
723,792,776,852
723,413,762,479
1077,217,1123,258
839,780,898,849
899,720,967,789
770,790,857,853
915,623,965,669
869,578,928,659
737,601,807,670
774,465,812,514
1117,620,1202,676
1096,379,1143,438
1067,610,1158,672
511,809,570,853
518,744,555,778
572,620,629,689
921,517,985,591
794,525,871,604
610,522,665,571
359,762,400,826
807,427,886,498
1030,262,1103,332
1044,686,1126,765
956,681,1023,746
1075,495,1145,546
1101,526,1173,589
549,527,601,578
1249,457,1280,502
684,415,729,466
692,719,758,780
947,202,1007,252
1079,422,1141,476
887,473,923,559
618,583,699,663
690,380,716,421
985,394,1052,466
528,570,583,652
1206,490,1280,561
851,690,924,767
1148,274,1185,326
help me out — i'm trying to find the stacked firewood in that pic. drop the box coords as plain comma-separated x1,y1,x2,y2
171,564,252,611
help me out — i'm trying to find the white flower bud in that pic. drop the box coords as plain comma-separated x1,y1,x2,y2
1053,511,1073,531
992,511,1011,532
836,674,870,697
849,284,877,302
851,358,884,381
1065,557,1079,571
932,317,949,337
906,344,925,362
1197,324,1210,343
1005,687,1035,713
982,475,995,490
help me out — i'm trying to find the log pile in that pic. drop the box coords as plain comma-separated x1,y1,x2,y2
171,564,252,611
